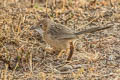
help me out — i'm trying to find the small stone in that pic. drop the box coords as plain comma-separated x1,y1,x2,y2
72,64,82,69
59,65,73,71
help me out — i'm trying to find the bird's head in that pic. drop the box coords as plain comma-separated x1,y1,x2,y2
30,18,51,32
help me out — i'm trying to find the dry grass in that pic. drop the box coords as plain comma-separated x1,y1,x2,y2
0,0,120,80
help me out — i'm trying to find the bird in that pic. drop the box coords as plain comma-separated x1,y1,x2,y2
30,18,111,61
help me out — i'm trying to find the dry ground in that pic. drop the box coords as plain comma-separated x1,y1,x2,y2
0,0,120,80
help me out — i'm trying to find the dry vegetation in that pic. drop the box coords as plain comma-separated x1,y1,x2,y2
0,0,120,80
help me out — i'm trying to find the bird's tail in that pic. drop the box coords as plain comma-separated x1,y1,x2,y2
74,26,111,35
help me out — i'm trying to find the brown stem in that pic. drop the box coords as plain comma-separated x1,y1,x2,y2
67,42,74,61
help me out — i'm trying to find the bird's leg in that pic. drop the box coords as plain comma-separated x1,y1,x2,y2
67,42,74,61
57,50,65,59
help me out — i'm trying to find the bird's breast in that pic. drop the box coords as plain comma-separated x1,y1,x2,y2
43,32,70,50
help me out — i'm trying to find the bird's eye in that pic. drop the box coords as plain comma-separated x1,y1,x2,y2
40,24,42,27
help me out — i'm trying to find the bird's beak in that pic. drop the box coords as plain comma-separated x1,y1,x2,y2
30,26,44,34
30,26,36,30
35,28,44,34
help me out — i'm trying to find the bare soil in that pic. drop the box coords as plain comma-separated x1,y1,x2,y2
0,0,120,80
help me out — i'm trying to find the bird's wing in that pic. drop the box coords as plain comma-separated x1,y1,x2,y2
47,23,77,40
